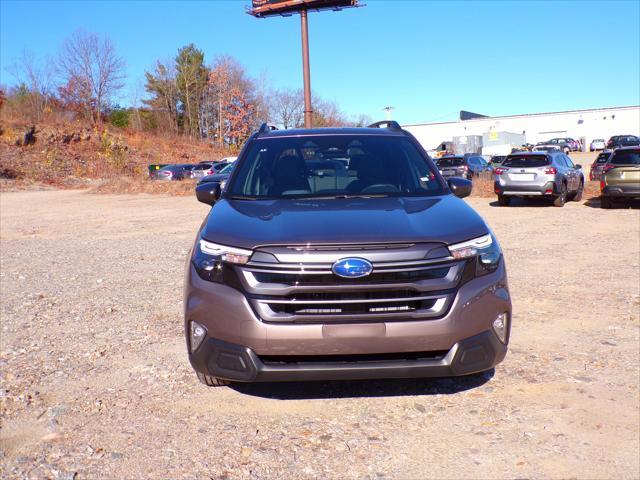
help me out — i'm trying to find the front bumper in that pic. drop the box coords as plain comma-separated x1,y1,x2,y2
601,185,640,198
189,330,507,382
185,260,511,382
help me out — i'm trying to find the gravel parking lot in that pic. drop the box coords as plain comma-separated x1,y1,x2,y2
1,189,639,479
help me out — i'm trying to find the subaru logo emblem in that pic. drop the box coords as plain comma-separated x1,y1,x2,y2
332,258,373,278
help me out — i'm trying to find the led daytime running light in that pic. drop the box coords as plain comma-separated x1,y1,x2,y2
448,234,493,259
199,240,252,264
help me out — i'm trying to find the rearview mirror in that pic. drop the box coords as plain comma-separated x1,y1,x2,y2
448,177,472,199
195,182,221,205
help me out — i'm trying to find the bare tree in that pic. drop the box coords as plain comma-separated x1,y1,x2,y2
351,113,373,127
6,49,54,121
58,30,125,124
312,96,348,127
270,88,304,129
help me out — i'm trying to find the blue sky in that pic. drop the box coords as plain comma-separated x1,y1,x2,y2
1,0,639,124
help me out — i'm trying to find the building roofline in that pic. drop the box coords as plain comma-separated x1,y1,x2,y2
402,105,640,128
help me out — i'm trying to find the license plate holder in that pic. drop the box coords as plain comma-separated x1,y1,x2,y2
510,173,535,181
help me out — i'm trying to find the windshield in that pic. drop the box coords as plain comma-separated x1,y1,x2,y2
503,155,550,167
596,153,610,163
227,135,445,199
219,163,235,174
436,157,465,167
610,150,640,165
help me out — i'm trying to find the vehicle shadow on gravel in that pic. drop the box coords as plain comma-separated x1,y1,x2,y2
230,370,493,400
584,197,640,209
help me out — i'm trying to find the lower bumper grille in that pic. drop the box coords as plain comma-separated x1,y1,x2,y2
250,293,451,323
259,349,449,366
268,298,437,316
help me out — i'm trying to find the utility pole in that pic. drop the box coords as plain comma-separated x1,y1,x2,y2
300,10,313,128
248,1,361,129
383,106,394,121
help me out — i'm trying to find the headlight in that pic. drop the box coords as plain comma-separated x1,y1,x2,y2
448,233,502,277
193,239,252,283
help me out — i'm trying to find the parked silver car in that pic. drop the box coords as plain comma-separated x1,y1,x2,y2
493,151,584,207
190,163,214,179
533,145,562,153
151,164,189,181
590,138,606,151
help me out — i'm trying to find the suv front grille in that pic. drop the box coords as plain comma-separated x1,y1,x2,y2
250,266,450,285
237,243,464,324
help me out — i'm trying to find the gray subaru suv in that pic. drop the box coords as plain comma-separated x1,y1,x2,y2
185,121,511,386
493,151,584,207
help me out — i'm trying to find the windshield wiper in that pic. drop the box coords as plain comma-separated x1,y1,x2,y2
287,194,390,200
227,195,260,200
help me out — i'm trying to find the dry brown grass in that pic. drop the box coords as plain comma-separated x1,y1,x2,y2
89,177,196,196
0,120,230,194
471,172,495,197
583,180,600,199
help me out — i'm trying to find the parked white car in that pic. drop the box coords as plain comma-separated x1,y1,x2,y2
590,139,606,151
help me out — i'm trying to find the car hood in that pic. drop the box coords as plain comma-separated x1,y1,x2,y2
200,195,489,249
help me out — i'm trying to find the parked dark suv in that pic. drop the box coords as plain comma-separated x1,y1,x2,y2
185,121,511,386
606,135,640,150
436,154,490,179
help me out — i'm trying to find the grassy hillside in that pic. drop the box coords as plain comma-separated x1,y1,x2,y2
0,120,230,194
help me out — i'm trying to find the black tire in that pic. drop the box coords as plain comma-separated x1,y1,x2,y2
497,194,511,206
197,372,231,387
553,183,567,207
570,181,584,202
600,196,613,209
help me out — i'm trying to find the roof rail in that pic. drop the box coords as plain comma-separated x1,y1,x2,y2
257,122,278,134
367,120,402,131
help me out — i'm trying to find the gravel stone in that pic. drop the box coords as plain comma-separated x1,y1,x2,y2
0,190,638,479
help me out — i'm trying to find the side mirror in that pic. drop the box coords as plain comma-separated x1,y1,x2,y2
574,164,582,169
448,177,472,199
195,182,221,205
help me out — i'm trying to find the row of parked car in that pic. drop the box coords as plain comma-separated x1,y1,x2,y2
493,147,639,209
591,135,640,152
532,135,639,154
149,157,237,181
432,145,639,208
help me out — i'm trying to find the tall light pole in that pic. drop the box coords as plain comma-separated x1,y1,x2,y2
383,106,394,120
300,10,313,128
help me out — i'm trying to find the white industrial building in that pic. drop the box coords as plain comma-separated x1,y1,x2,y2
402,105,640,154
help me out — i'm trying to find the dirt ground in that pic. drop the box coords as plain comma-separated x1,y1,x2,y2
0,189,638,479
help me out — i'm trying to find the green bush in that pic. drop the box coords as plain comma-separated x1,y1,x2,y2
110,109,130,128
